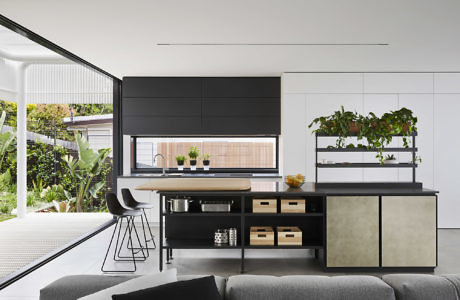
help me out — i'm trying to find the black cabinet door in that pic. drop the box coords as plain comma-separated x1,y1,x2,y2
202,97,280,134
204,77,280,98
122,77,202,98
122,97,201,135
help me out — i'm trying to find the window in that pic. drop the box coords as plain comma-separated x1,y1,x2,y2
132,136,278,173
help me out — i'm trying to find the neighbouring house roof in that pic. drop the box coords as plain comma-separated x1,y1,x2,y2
62,114,113,126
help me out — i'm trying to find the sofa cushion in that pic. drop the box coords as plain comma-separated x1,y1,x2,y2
79,268,177,300
226,275,395,300
442,274,460,297
382,274,458,300
39,274,226,300
112,276,221,300
178,275,226,298
39,275,136,300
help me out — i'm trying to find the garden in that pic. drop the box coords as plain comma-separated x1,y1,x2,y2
0,101,113,222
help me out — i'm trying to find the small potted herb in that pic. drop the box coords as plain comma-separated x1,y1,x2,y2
202,154,211,171
175,155,187,171
383,154,398,164
188,146,200,171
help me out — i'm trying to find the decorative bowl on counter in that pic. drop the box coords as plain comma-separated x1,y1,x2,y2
285,174,305,188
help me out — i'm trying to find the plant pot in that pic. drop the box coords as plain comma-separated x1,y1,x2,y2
203,160,210,171
348,122,362,133
177,160,184,171
401,122,410,132
190,159,197,171
383,159,398,164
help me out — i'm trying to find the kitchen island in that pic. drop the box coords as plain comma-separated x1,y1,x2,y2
139,180,438,272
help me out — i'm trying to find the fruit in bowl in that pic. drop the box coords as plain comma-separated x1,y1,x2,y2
285,174,305,188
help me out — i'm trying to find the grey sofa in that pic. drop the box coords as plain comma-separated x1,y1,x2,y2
40,273,460,300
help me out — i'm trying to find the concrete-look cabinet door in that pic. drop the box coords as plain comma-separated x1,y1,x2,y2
382,196,437,267
326,196,379,267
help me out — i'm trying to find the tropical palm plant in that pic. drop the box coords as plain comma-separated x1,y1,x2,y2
63,133,111,212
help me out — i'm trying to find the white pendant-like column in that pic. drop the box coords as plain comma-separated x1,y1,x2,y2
16,63,27,218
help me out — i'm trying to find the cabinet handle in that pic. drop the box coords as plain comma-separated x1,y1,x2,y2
285,234,295,238
258,234,267,238
288,202,298,205
260,202,269,205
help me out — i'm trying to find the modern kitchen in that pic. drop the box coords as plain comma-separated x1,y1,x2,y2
116,74,445,273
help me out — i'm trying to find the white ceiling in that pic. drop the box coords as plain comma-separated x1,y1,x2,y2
0,25,63,60
1,0,460,77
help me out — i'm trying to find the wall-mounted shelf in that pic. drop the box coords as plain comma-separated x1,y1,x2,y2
317,147,417,153
317,163,417,168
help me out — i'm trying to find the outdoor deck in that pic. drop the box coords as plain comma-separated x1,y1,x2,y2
0,213,112,280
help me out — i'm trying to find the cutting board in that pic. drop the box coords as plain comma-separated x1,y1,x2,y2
135,178,251,191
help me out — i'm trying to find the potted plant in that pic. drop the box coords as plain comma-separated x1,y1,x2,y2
202,154,211,171
383,154,398,164
175,155,187,171
308,106,360,148
308,106,419,165
188,146,200,171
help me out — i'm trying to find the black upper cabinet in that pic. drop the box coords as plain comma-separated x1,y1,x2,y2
121,77,280,135
122,77,202,98
204,77,280,98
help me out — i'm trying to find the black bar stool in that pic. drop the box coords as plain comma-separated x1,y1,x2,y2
101,193,147,273
121,188,156,251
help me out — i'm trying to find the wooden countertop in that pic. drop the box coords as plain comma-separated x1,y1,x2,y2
135,178,251,191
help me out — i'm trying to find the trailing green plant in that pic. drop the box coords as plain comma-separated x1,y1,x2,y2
175,155,187,162
308,106,359,148
188,146,200,160
63,133,111,212
308,106,418,164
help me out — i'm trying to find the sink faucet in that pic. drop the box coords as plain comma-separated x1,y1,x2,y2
153,154,168,176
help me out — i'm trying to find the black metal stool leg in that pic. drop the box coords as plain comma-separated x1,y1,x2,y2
102,217,137,273
116,216,147,261
122,214,150,258
131,216,147,260
101,218,119,272
142,208,156,249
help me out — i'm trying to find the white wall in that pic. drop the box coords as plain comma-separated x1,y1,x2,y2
282,72,459,228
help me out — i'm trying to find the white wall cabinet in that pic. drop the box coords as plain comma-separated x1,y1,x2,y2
282,72,460,228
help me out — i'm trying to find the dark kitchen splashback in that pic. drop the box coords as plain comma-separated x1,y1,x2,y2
122,77,280,135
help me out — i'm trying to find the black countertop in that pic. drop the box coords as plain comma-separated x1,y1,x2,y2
118,173,282,179
158,181,438,196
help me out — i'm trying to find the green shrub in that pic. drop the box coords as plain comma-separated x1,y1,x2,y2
40,184,70,203
0,192,16,214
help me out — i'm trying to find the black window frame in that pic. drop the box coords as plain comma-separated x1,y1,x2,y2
131,135,279,174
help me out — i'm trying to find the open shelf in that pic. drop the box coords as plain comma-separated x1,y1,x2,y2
246,241,323,249
317,163,417,168
163,212,241,216
315,131,418,183
317,147,417,152
164,239,242,249
315,132,417,137
244,213,323,217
